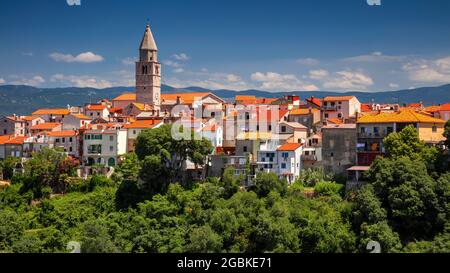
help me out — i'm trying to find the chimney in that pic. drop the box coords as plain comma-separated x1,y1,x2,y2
176,96,181,105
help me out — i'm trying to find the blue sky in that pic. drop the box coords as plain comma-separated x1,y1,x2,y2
1,0,450,92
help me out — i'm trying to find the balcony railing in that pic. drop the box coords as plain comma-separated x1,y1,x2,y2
322,106,338,111
302,155,318,161
358,132,387,138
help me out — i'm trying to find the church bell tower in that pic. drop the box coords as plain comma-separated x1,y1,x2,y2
136,24,161,108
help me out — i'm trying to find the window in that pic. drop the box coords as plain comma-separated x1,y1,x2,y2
133,130,137,135
62,138,65,143
281,163,287,169
268,125,272,131
432,126,437,133
69,147,73,152
3,129,6,134
282,152,289,158
55,138,60,143
324,113,329,118
281,126,287,133
338,113,342,118
69,137,73,143
330,152,334,157
110,135,114,141
109,146,114,152
243,146,248,153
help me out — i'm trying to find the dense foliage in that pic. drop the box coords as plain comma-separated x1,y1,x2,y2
0,125,449,253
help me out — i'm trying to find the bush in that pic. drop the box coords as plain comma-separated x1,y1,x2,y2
314,182,344,197
88,175,114,191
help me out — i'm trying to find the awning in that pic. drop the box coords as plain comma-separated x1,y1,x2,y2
347,166,371,171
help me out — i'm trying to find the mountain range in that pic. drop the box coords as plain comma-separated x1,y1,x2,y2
1,84,450,116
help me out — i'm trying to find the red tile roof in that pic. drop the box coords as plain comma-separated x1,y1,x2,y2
0,135,14,145
441,103,450,111
46,130,77,137
123,119,162,129
323,96,355,102
5,136,27,145
277,143,303,152
31,123,61,130
306,96,322,107
32,109,70,115
86,104,107,111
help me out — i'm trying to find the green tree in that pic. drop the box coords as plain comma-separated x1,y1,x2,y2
115,153,140,181
135,124,213,185
186,225,223,253
359,221,402,253
1,157,21,180
253,172,288,198
352,185,387,227
383,125,438,166
80,220,119,253
444,120,450,148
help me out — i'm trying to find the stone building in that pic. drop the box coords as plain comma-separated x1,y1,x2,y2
322,124,357,175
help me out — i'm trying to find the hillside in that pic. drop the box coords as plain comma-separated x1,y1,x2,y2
1,84,450,116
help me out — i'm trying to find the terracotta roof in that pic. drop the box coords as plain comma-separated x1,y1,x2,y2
441,103,450,111
255,98,278,105
289,108,319,115
22,116,41,121
327,118,344,124
161,93,213,104
306,96,322,107
408,103,423,108
123,119,162,129
86,104,107,111
46,130,77,137
323,96,355,102
0,135,14,145
277,143,303,152
361,104,372,112
113,92,219,105
72,114,92,120
422,106,440,113
357,109,446,124
5,136,27,145
31,122,61,130
322,124,357,129
108,107,122,113
112,93,136,101
235,95,256,102
32,109,70,115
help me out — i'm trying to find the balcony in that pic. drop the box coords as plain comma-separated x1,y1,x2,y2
302,154,318,161
358,132,387,138
322,106,338,111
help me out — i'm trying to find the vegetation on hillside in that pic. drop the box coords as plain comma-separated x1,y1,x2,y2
0,124,449,253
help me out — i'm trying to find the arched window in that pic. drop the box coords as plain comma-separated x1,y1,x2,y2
142,65,148,75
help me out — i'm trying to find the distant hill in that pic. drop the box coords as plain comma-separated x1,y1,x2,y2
1,84,450,116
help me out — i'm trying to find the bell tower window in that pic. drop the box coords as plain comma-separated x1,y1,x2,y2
142,65,148,75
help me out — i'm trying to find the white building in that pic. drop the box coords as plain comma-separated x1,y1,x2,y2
85,104,110,120
62,114,92,130
82,124,127,167
201,123,223,148
257,142,303,184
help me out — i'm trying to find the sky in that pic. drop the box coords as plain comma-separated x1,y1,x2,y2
1,0,450,92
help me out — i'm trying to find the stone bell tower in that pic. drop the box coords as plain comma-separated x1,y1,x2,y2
136,24,161,108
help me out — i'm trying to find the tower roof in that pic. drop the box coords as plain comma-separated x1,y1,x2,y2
140,24,158,51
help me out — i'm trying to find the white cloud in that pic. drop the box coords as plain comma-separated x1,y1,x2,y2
309,69,330,80
9,75,45,86
49,52,104,63
403,56,450,83
343,52,405,63
172,53,190,61
122,57,137,66
173,68,185,73
389,83,400,89
163,60,182,68
322,71,374,91
50,74,112,89
165,71,251,91
22,52,33,57
297,58,320,66
251,72,319,91
0,78,5,84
